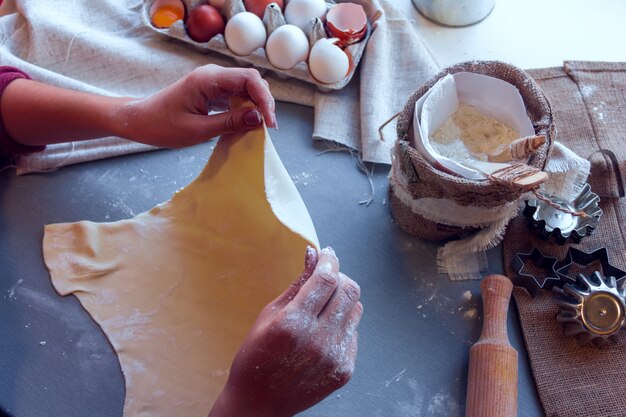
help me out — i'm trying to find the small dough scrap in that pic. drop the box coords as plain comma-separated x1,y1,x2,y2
43,118,319,416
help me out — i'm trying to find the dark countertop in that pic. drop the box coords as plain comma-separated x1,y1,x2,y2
0,102,542,417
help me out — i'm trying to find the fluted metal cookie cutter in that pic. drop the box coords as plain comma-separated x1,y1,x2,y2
512,247,626,347
523,183,602,245
555,247,626,288
511,248,560,297
554,272,626,347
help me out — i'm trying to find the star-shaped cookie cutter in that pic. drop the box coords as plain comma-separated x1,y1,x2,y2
511,248,561,297
555,247,626,288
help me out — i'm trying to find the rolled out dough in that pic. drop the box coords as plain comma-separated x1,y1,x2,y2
43,119,319,416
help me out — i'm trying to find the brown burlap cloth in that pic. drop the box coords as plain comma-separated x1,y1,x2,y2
503,62,626,417
391,61,553,241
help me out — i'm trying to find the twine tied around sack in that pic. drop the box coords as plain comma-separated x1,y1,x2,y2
378,112,401,142
486,164,590,219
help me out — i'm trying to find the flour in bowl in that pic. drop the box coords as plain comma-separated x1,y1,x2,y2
430,103,518,162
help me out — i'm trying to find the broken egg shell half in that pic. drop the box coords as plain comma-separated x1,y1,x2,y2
308,38,351,84
266,24,310,70
225,11,267,56
284,0,327,32
150,0,186,29
326,3,367,45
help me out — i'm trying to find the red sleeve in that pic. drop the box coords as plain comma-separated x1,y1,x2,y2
0,66,46,157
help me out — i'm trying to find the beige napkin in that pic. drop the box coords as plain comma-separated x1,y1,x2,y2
0,0,437,174
314,2,439,163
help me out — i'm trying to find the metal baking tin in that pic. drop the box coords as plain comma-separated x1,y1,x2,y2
511,248,560,297
523,183,602,245
554,271,626,347
556,247,626,288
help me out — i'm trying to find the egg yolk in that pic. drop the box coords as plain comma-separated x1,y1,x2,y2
151,6,184,28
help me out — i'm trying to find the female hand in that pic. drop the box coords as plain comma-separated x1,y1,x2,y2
121,64,277,148
1,64,275,150
208,247,363,417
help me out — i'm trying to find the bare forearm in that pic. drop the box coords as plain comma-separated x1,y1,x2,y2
0,65,276,151
1,78,132,146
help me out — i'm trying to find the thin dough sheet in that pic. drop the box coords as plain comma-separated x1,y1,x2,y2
43,122,319,416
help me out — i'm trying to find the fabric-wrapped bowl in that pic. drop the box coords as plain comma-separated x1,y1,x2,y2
389,61,555,241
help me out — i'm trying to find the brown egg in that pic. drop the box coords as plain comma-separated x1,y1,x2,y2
186,4,225,43
243,0,284,19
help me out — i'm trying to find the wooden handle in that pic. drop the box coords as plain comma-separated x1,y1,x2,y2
488,135,547,163
466,274,518,417
465,160,548,190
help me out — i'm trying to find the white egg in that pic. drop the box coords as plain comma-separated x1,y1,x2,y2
284,0,327,31
266,24,309,70
308,38,349,84
225,12,267,56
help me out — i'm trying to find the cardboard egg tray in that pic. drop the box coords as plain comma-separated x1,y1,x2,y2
141,0,379,91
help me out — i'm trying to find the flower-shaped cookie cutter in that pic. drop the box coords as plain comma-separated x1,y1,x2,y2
554,271,626,347
523,183,602,245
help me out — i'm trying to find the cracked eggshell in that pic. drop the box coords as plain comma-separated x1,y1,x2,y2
150,0,185,29
326,3,367,45
284,0,327,31
308,38,350,84
266,24,309,70
225,11,267,56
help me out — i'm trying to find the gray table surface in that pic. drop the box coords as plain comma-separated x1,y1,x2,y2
0,102,543,417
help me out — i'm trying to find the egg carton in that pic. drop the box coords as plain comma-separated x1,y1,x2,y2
141,0,380,91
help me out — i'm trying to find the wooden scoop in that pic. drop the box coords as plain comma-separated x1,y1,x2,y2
488,135,547,163
466,274,518,417
463,159,548,190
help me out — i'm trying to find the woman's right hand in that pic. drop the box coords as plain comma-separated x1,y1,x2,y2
208,247,363,417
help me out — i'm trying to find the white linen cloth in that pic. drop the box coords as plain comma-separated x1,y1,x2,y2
0,0,438,174
390,141,591,280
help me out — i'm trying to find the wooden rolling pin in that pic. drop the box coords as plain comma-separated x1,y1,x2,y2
466,274,518,417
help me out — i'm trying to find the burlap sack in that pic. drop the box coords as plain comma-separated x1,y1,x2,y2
390,61,554,241
504,62,626,417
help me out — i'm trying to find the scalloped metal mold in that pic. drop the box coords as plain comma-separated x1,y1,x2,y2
523,183,602,245
554,271,626,347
